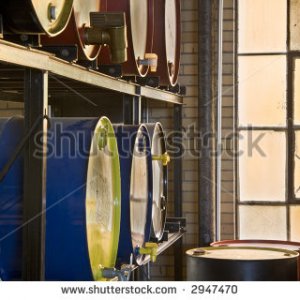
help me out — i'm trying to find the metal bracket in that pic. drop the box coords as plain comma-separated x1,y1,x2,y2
166,217,186,228
5,34,41,47
136,76,160,88
40,45,78,62
164,217,186,233
77,59,98,70
98,64,122,77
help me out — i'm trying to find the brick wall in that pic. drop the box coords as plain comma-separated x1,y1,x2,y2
149,0,236,280
221,0,235,240
0,101,24,117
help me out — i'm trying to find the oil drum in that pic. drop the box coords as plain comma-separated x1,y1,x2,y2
100,0,155,77
42,0,106,61
186,247,299,281
114,124,153,265
0,0,73,36
152,0,181,87
211,239,300,281
145,123,169,242
0,116,121,281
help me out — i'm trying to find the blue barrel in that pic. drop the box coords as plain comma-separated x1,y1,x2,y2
145,123,169,242
0,117,121,281
114,124,153,266
0,117,24,281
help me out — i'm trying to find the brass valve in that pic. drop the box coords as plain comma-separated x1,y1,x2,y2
139,242,158,263
84,12,128,63
96,126,107,151
152,152,170,166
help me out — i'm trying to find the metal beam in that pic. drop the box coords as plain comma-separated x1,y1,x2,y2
173,104,183,281
22,69,48,280
198,0,217,246
0,40,183,104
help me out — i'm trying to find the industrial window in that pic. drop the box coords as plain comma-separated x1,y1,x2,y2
237,0,300,241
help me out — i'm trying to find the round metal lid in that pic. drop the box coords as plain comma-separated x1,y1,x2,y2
130,127,149,261
165,0,177,75
186,247,299,260
151,123,167,240
73,0,102,59
31,0,73,36
130,0,148,65
85,117,121,281
211,239,300,251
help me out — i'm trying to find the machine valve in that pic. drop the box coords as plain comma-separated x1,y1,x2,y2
152,152,170,166
97,266,132,281
138,53,158,72
138,242,158,263
84,12,128,63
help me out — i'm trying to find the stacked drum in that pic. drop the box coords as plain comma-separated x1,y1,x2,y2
0,117,169,280
0,117,122,281
0,0,181,86
0,0,74,36
146,123,169,242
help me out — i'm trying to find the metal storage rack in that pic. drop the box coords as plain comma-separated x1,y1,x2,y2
0,39,184,281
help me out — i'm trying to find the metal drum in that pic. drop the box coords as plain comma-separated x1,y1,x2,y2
42,0,106,60
100,0,155,77
114,124,153,265
145,123,169,242
152,0,181,87
186,247,299,281
0,117,121,281
0,0,73,36
211,239,300,281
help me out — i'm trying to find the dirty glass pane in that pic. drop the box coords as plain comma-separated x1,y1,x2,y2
239,131,286,201
294,131,300,197
294,60,300,125
238,0,287,53
239,206,287,240
238,56,287,127
290,206,300,241
290,0,300,51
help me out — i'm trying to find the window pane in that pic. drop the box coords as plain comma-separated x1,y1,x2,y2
239,131,286,201
290,0,300,51
239,206,287,240
294,131,300,197
238,0,287,53
238,56,287,127
294,59,300,125
290,206,300,241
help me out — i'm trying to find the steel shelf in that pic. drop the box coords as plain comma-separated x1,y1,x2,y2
0,40,183,104
132,231,185,268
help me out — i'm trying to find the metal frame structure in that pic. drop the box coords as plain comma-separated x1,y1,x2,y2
0,39,184,281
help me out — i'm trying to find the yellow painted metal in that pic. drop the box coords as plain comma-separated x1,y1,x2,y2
31,0,74,36
152,152,170,166
139,242,158,263
85,117,121,281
